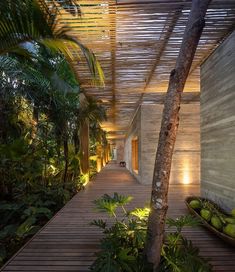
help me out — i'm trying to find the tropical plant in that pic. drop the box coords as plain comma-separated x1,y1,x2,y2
91,193,212,272
0,46,107,268
0,0,104,84
0,0,108,266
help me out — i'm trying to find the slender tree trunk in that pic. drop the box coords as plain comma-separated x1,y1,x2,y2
32,104,38,130
145,0,212,269
31,102,39,147
63,139,69,186
80,121,89,175
73,128,80,154
56,137,61,157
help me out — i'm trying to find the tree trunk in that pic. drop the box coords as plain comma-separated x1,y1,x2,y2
80,121,89,175
145,0,212,269
63,139,69,186
31,103,39,146
73,128,80,154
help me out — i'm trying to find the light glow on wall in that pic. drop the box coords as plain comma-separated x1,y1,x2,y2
182,159,191,185
97,159,102,172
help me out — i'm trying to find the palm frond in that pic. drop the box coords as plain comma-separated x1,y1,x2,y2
54,0,81,16
0,0,104,85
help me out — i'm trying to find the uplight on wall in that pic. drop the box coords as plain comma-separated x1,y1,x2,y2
182,158,191,185
97,159,102,172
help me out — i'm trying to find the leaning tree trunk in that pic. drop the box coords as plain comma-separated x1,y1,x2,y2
145,0,212,269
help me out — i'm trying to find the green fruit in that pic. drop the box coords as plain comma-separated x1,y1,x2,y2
189,200,201,209
231,208,235,217
200,209,212,221
211,216,222,230
223,224,235,238
225,217,235,224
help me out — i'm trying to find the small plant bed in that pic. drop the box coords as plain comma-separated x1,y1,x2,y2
185,196,235,247
90,193,212,272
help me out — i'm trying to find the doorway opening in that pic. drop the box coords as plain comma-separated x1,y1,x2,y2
132,137,139,174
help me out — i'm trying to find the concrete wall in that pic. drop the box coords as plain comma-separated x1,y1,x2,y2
116,139,125,163
124,102,200,185
201,31,235,211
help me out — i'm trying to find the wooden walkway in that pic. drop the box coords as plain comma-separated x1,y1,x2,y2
1,163,235,271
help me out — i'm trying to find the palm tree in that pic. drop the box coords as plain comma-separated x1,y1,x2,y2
0,0,104,84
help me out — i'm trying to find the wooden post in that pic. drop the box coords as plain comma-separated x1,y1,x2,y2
145,0,212,269
96,143,102,172
80,121,89,177
107,144,111,161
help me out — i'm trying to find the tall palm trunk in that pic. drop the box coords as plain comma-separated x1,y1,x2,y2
145,0,212,269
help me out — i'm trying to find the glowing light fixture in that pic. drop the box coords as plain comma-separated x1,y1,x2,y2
97,159,102,172
81,173,89,186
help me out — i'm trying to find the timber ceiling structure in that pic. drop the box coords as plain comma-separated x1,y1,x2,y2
55,0,235,141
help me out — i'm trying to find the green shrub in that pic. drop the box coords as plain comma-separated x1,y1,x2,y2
91,193,212,272
0,183,77,266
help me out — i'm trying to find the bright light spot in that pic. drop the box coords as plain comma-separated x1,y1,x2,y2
97,159,102,172
182,159,191,185
81,173,89,186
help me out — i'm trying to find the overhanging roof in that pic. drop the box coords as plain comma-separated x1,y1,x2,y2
56,0,235,140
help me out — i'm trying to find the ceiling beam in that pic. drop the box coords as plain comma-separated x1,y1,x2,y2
109,1,117,123
126,6,183,135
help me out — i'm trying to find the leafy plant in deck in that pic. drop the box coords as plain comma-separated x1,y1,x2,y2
91,193,212,272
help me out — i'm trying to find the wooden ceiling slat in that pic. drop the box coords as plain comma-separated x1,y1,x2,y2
49,0,235,139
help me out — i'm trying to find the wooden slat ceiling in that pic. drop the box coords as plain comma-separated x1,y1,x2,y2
54,0,235,140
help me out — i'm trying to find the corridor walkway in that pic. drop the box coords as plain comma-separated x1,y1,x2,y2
1,163,235,271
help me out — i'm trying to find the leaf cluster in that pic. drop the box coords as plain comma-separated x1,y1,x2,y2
91,194,213,272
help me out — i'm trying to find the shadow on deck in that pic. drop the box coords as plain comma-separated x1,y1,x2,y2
1,162,235,271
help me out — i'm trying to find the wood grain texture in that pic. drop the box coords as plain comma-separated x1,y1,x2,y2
1,163,235,271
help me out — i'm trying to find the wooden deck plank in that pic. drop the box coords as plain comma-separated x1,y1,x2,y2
1,162,235,272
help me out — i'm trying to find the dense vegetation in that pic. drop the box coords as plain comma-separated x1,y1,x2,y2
0,0,107,266
91,193,212,272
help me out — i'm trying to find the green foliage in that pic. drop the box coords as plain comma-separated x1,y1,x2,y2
0,54,107,266
166,215,201,233
91,193,212,272
160,215,212,272
0,0,108,267
91,193,150,272
93,193,132,217
0,181,80,265
0,0,104,84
